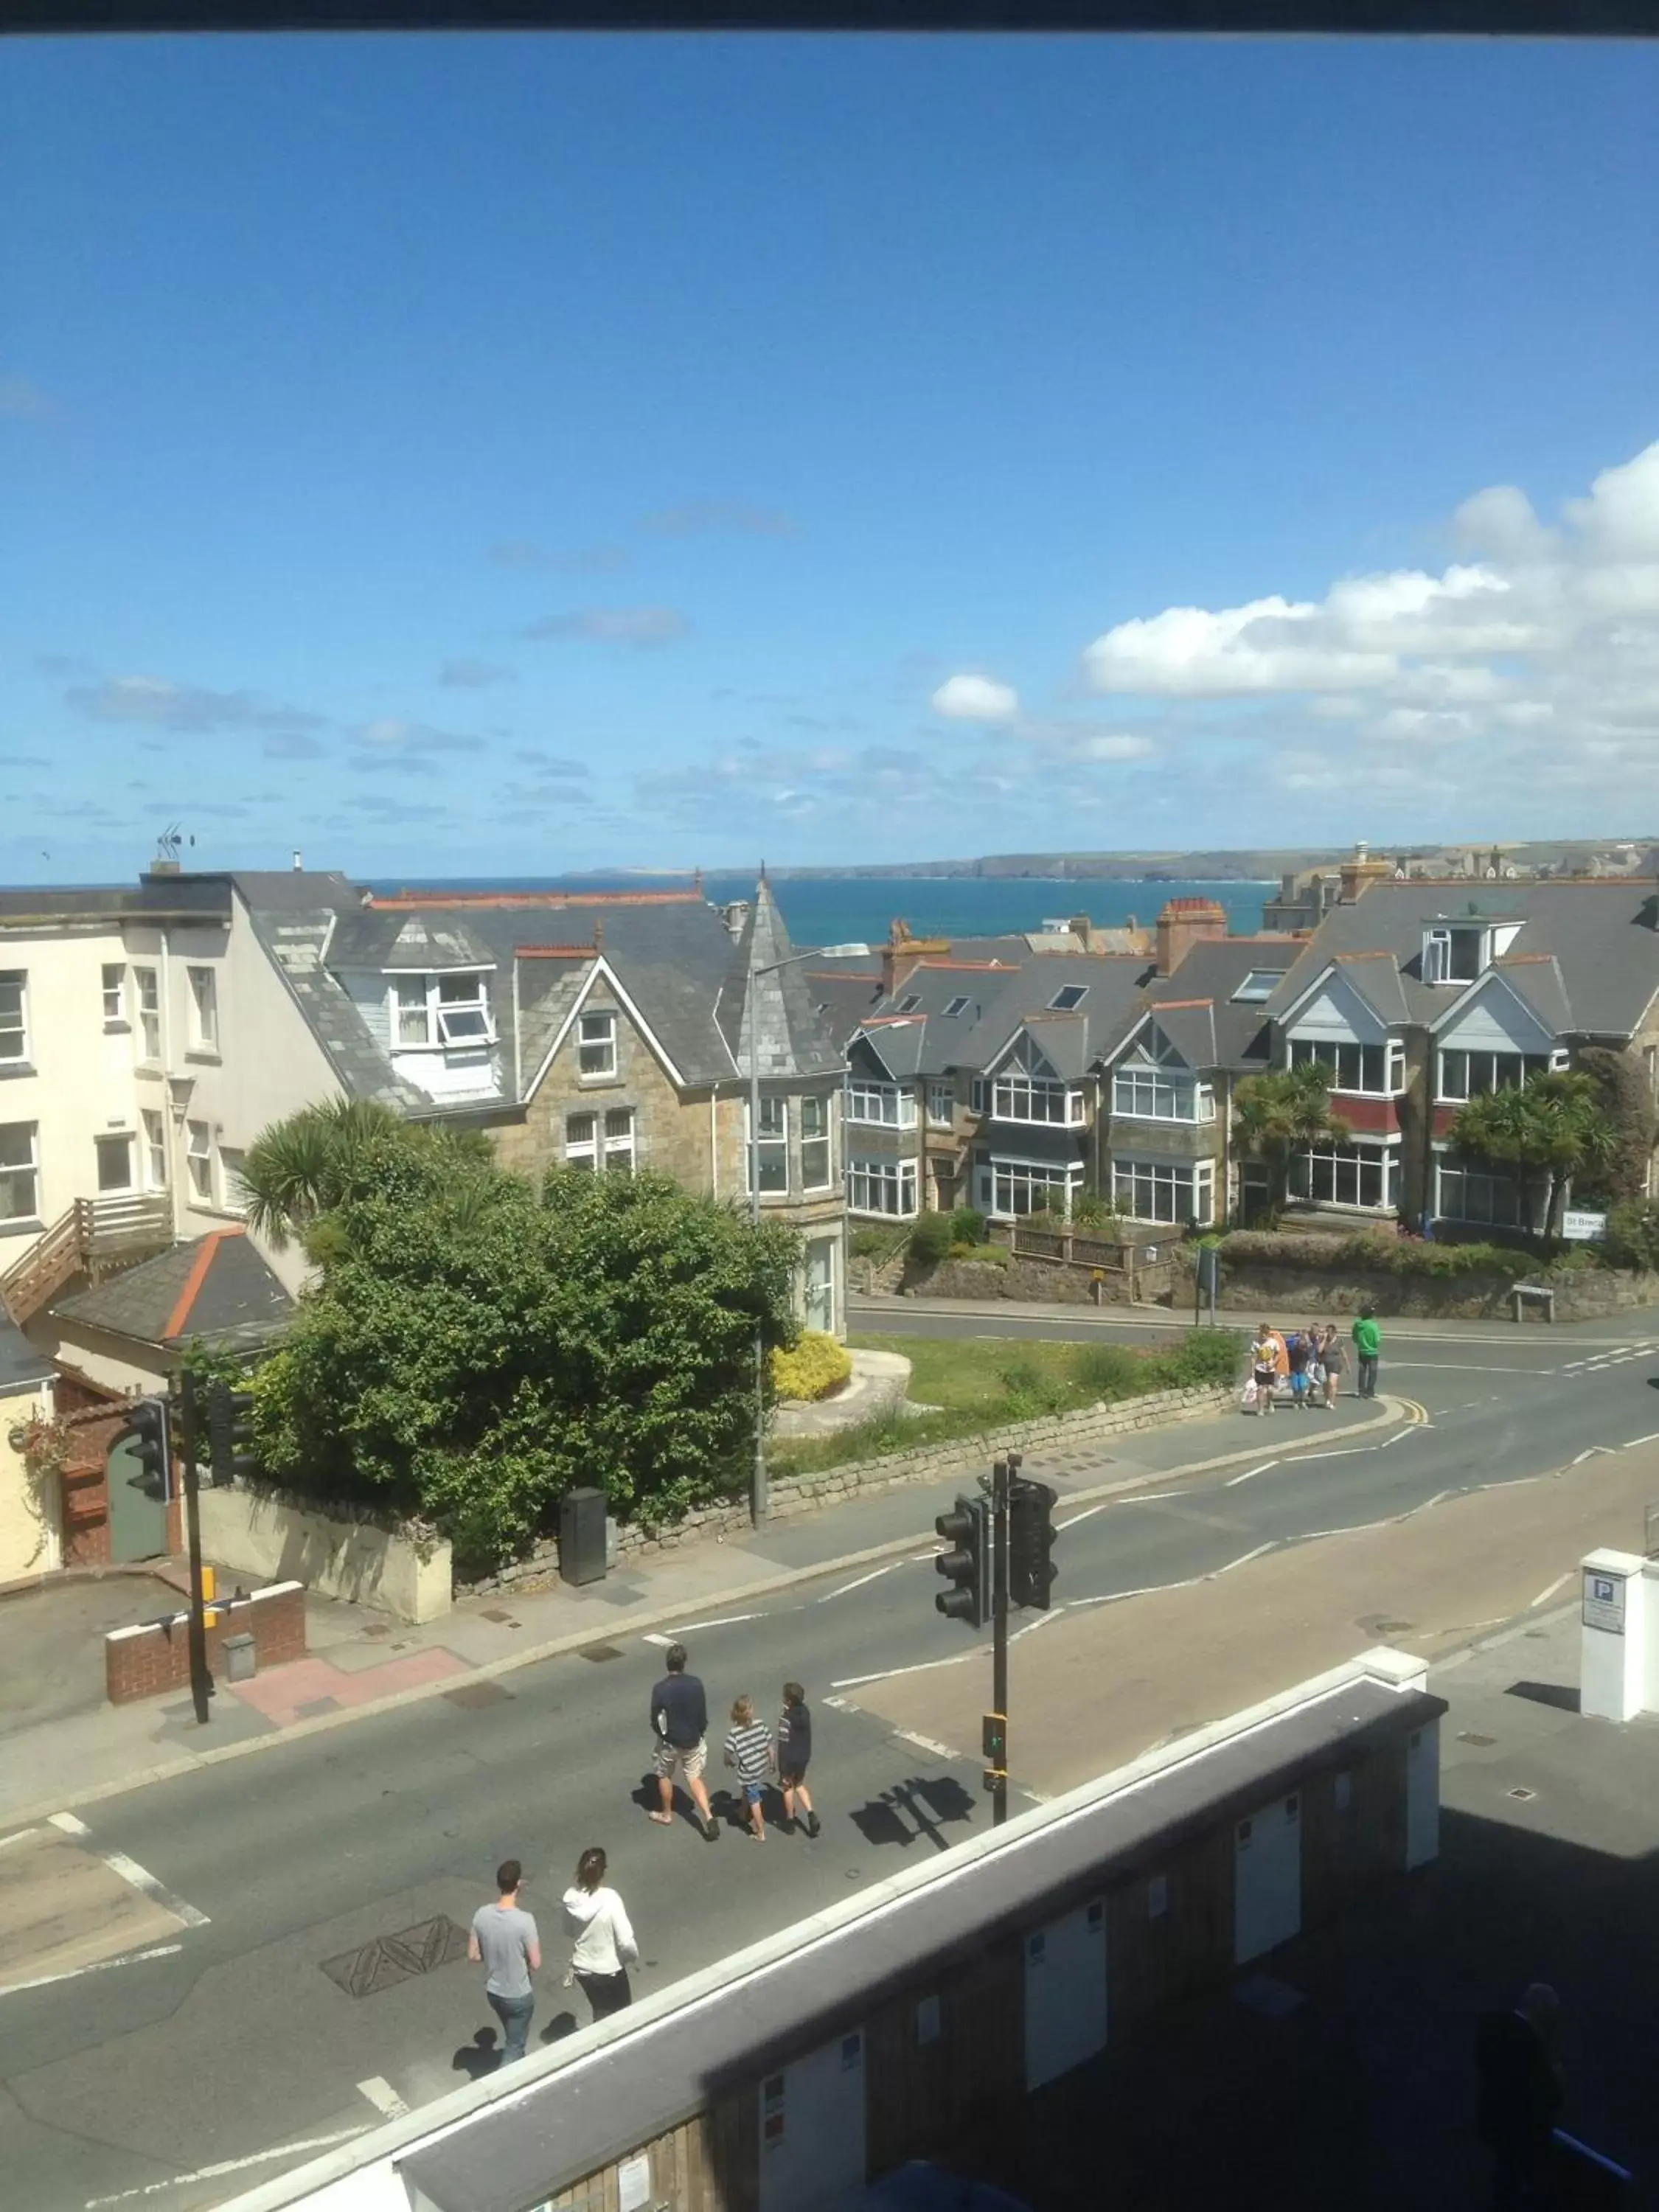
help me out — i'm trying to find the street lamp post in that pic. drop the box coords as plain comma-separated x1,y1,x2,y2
745,927,869,1526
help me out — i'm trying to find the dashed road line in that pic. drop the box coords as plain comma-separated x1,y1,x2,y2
0,1826,40,1854
640,1632,675,1647
1224,1459,1278,1489
1210,1542,1276,1578
0,1942,183,2002
1069,1576,1204,1607
1378,1427,1420,1450
661,1613,764,1635
1624,1432,1659,1450
48,1812,209,1928
83,2126,372,2207
891,1728,961,1761
356,2076,411,2121
818,1564,900,1601
831,1650,979,1691
1057,1500,1115,1529
1570,1447,1615,1465
1009,1607,1067,1644
1531,1572,1573,1609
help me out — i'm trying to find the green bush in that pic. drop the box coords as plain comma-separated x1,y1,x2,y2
997,1358,1073,1419
849,1227,891,1259
952,1206,987,1246
771,1332,854,1402
1220,1230,1531,1281
950,1241,1009,1267
1070,1343,1145,1399
1604,1200,1659,1273
908,1211,958,1265
1162,1328,1248,1388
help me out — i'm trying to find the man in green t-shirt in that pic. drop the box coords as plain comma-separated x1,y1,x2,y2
1352,1307,1382,1399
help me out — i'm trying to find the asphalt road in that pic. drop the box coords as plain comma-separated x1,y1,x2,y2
4,1307,1659,2212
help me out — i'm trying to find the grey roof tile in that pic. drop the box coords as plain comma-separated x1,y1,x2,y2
55,1231,293,1350
0,1312,55,1394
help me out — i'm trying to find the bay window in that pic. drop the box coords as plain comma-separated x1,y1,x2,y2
1112,1157,1214,1226
1288,1139,1400,1211
1288,1037,1404,1095
748,1097,789,1194
846,1079,914,1127
986,1158,1085,1220
1112,1067,1214,1122
1437,1048,1560,1102
801,1095,832,1189
990,1072,1082,1124
849,1156,917,1217
1436,1159,1534,1229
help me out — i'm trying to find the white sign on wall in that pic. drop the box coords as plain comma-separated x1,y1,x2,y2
1562,1210,1608,1242
1583,1570,1626,1636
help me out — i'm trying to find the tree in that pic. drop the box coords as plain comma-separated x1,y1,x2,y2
1574,1047,1658,1206
251,1154,802,1573
1233,1062,1353,1214
238,1097,493,1251
1450,1068,1617,1238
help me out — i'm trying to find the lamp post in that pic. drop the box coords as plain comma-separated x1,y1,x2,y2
745,930,870,1526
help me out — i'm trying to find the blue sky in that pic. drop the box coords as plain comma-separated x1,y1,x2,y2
4,33,1659,883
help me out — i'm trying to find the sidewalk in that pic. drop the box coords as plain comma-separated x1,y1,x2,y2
0,1391,1397,1831
853,1289,1659,1342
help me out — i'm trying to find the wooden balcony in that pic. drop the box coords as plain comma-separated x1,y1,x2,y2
0,1195,174,1326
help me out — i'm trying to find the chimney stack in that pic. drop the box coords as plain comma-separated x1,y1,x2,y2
1068,913,1093,953
1338,844,1393,905
1154,897,1228,978
292,849,303,872
880,919,949,1000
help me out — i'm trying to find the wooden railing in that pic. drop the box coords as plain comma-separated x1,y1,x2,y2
1,1194,173,1326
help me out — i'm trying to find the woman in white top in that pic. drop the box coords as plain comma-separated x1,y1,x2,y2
562,1847,639,2021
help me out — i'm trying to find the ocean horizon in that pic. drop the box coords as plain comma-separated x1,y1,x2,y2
365,872,1276,945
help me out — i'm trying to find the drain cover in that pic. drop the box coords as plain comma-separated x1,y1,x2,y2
579,1643,625,1663
442,1681,513,1710
1507,1786,1537,1802
321,1915,470,1997
1458,1731,1497,1747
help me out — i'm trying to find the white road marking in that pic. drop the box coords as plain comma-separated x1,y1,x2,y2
821,1694,855,1711
1378,1428,1419,1450
356,2076,411,2120
48,1813,209,1929
1224,1459,1278,1489
1531,1572,1573,1608
83,2126,372,2206
0,1941,183,2001
1624,1432,1659,1449
1211,1543,1276,1577
1069,1576,1203,1606
1570,1447,1615,1465
818,1564,898,1601
0,1826,40,1854
640,1632,675,1648
1288,1446,1376,1462
831,1650,978,1691
1009,1607,1067,1644
1415,1490,1458,1514
1106,1488,1192,1505
664,1613,762,1635
891,1728,961,1760
1057,1500,1114,1528
1388,1360,1555,1374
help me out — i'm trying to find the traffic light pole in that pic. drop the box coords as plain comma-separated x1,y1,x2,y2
178,1373,212,1727
990,1452,1010,1828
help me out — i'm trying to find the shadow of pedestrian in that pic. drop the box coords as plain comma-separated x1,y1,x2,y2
851,1777,978,1854
538,2010,580,2044
452,2027,499,2081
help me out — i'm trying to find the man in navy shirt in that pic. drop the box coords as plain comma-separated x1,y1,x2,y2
648,1642,718,1840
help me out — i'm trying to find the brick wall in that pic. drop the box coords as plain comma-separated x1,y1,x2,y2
55,1396,184,1568
104,1579,307,1705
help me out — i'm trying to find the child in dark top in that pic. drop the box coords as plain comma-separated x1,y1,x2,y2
777,1681,820,1838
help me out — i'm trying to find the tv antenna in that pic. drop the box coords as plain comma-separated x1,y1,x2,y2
155,824,195,864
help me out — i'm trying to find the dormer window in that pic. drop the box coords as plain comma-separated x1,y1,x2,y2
943,996,970,1018
1231,970,1281,1004
389,970,495,1050
1048,984,1088,1012
896,994,922,1015
1423,926,1483,986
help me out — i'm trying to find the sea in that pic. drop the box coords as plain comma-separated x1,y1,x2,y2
366,873,1275,946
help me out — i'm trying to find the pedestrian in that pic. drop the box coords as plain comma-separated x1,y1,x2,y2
1286,1326,1311,1411
723,1693,775,1840
1475,1981,1563,2209
1352,1305,1382,1399
1319,1322,1345,1409
561,1847,639,2023
467,1857,540,2066
648,1641,719,1840
1303,1323,1326,1410
1250,1322,1279,1416
777,1681,820,1837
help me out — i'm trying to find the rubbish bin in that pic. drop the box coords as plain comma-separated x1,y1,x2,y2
222,1632,257,1683
559,1487,609,1587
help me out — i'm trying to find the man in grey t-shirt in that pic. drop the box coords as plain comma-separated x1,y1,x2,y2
467,1857,541,2064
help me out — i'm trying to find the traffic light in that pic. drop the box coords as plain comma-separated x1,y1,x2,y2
934,1495,990,1627
206,1381,259,1487
1008,1477,1058,1610
113,1397,170,1500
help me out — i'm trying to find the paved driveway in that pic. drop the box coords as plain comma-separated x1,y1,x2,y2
0,1575,183,1732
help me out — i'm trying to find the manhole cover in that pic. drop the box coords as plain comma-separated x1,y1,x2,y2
1355,1614,1415,1637
579,1643,625,1663
1507,1787,1537,1802
1458,1731,1497,1747
321,1915,470,1998
442,1681,513,1710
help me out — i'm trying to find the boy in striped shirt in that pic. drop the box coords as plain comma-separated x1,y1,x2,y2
723,1694,774,1841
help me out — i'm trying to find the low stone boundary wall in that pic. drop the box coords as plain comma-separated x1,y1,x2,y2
463,1382,1236,1593
906,1257,1176,1306
1213,1259,1659,1323
198,1485,452,1624
105,1579,307,1705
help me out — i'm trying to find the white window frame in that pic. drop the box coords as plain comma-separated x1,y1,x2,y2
990,1073,1083,1126
927,1081,954,1128
1435,1155,1534,1230
134,966,161,1062
1048,984,1088,1012
578,1009,617,1079
187,964,219,1053
989,1156,1085,1221
94,1131,136,1194
849,1155,918,1217
0,971,29,1065
1287,1138,1400,1212
102,962,128,1027
942,996,971,1019
1111,1156,1214,1226
185,1119,215,1205
846,1079,915,1128
142,1107,168,1191
748,1096,790,1195
565,1110,598,1169
1423,925,1483,986
0,1121,40,1222
1111,1067,1214,1122
436,973,492,1047
1288,1037,1405,1096
1436,1047,1562,1104
800,1094,833,1191
970,1078,989,1114
389,970,495,1051
1231,970,1281,1004
602,1106,635,1175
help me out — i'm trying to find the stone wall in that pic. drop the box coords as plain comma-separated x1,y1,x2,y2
1213,1257,1659,1322
104,1578,307,1705
459,1382,1234,1593
905,1256,1173,1306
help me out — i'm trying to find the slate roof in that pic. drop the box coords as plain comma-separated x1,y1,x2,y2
0,1312,54,1396
1133,938,1301,1073
1267,879,1659,1040
956,954,1154,1079
716,878,845,1082
0,876,233,928
54,1229,293,1352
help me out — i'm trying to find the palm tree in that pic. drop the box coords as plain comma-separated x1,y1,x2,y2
1234,1061,1353,1217
1451,1069,1616,1238
239,1097,493,1250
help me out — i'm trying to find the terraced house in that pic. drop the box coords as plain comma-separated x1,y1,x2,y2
1259,877,1659,1233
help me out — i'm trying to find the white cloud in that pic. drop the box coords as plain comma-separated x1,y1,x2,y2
931,673,1020,722
353,717,485,755
66,674,326,737
523,606,690,647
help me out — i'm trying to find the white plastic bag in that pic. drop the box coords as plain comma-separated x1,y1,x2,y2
1241,1377,1259,1411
